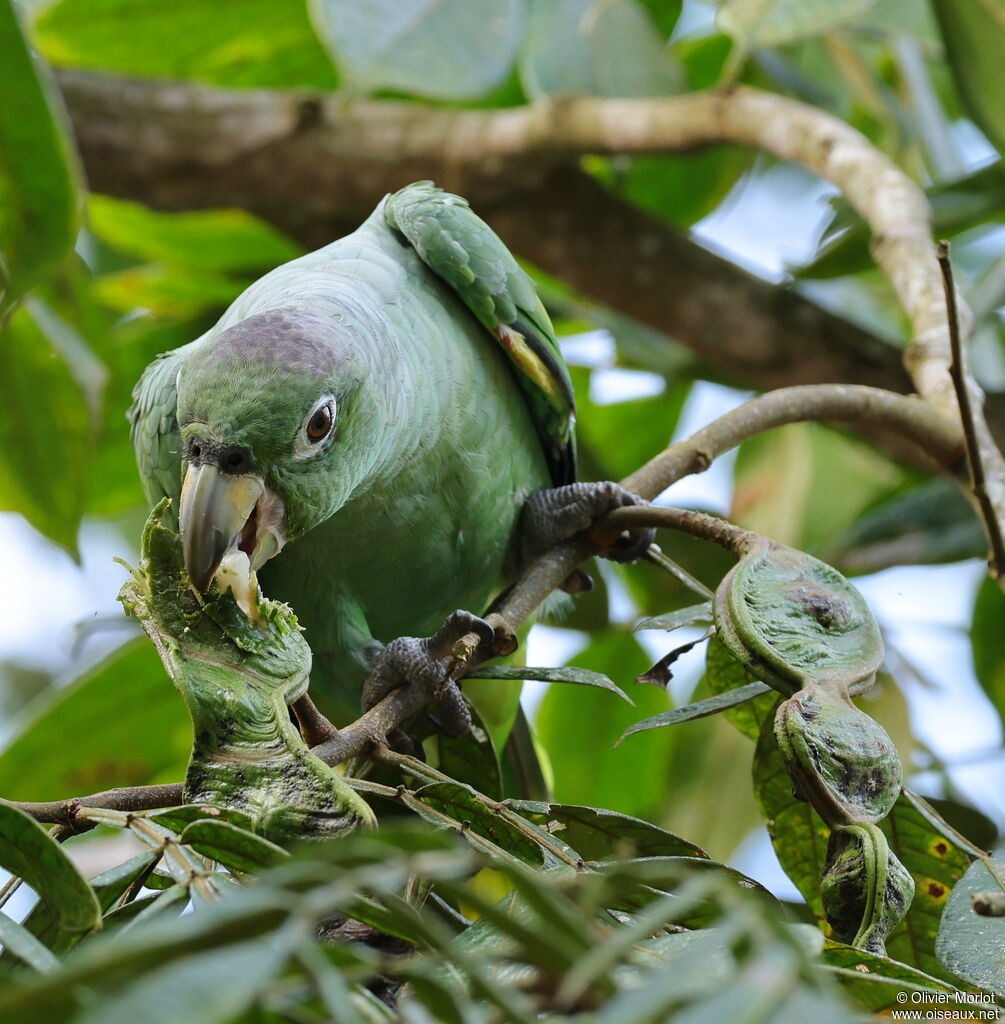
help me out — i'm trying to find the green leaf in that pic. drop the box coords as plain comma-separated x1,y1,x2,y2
413,782,545,866
34,0,339,88
0,640,191,801
821,942,958,1011
0,300,96,553
634,602,713,633
971,576,1005,726
833,478,983,574
311,0,522,100
94,264,246,318
0,913,60,973
536,633,680,822
752,708,828,926
704,635,778,741
618,681,772,742
468,664,633,704
718,0,881,52
179,819,290,874
508,801,707,860
799,162,1005,280
882,791,981,980
0,803,99,933
88,196,303,273
617,149,753,230
15,851,159,958
932,0,1005,153
149,805,255,836
429,705,503,800
520,0,683,99
0,0,81,308
935,856,1005,997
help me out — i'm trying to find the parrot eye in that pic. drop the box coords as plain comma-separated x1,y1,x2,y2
307,404,333,442
293,395,337,460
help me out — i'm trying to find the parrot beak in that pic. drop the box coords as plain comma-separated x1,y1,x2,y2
179,463,287,616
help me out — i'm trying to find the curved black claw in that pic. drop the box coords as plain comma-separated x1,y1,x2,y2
360,610,494,737
521,481,656,565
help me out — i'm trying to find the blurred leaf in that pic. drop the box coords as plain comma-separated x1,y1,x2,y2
0,299,95,554
508,801,707,860
536,632,677,821
799,161,1005,279
704,635,777,740
520,0,683,99
0,0,81,309
101,885,189,930
0,803,100,933
0,914,60,973
718,0,880,51
971,576,1005,726
178,820,290,874
88,196,303,273
932,0,1005,154
618,148,754,230
575,378,690,483
75,936,294,1024
0,640,190,801
94,264,245,318
312,0,522,100
34,0,339,88
935,855,1005,997
469,664,633,704
832,478,983,573
732,423,903,555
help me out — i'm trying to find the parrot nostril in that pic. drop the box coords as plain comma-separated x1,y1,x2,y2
191,443,202,461
219,445,253,475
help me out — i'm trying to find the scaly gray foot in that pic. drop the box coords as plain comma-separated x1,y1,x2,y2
361,610,495,736
521,481,656,564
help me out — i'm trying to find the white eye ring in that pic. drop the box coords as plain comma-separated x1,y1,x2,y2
293,394,337,460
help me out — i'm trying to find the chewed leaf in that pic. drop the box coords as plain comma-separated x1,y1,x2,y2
636,629,713,688
617,682,772,745
467,664,633,705
714,538,883,697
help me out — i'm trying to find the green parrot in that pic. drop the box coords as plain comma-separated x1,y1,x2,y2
130,182,650,737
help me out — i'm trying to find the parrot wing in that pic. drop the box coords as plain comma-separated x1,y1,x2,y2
384,181,576,486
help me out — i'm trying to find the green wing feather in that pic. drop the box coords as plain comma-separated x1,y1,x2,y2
385,181,576,485
128,348,187,527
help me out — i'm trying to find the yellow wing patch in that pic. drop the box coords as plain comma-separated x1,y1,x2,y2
495,325,564,411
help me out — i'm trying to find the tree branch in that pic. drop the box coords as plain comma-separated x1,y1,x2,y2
57,71,919,398
937,242,1005,578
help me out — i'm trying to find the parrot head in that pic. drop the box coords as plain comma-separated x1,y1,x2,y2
175,308,379,612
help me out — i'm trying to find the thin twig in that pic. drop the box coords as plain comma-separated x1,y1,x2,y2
937,241,1005,579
